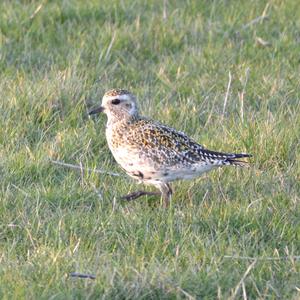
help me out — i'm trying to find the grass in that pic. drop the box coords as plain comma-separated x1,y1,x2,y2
0,0,299,298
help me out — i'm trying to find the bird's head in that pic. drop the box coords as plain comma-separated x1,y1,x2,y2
89,89,139,123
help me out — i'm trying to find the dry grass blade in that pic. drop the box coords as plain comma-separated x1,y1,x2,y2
30,3,43,19
224,255,300,261
222,71,232,117
50,159,120,176
229,260,257,300
242,15,269,30
242,3,270,30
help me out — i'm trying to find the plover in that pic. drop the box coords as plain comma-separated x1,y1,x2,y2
89,89,251,206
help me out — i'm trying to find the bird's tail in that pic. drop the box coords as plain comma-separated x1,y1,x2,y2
225,153,252,167
197,148,252,167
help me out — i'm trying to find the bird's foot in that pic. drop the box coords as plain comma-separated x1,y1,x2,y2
120,190,161,201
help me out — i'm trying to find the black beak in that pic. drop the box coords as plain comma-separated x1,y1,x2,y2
89,106,104,115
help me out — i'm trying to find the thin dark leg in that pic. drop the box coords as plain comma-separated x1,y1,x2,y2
158,183,173,207
120,190,161,201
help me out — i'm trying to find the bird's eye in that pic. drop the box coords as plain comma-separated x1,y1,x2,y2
111,99,121,105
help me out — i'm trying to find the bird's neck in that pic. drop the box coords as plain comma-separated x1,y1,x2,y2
105,114,141,149
107,112,139,126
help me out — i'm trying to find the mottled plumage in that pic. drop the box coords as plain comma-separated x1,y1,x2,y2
89,89,251,206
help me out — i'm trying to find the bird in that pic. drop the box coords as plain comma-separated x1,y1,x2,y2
89,89,251,206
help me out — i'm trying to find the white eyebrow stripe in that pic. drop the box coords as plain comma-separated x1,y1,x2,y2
104,94,130,101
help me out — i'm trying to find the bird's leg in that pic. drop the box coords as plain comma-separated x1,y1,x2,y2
158,183,173,207
120,190,161,201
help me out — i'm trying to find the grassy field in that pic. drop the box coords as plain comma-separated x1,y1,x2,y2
0,0,299,299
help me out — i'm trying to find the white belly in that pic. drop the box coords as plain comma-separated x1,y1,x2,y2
106,128,217,184
109,144,217,184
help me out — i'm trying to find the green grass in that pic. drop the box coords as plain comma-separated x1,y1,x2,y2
0,0,299,298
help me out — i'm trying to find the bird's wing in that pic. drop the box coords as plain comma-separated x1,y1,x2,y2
128,119,250,167
129,120,214,166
